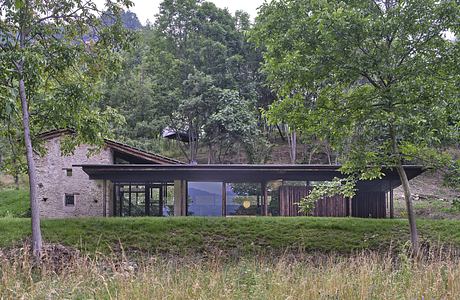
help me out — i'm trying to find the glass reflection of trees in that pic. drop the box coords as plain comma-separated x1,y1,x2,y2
227,183,262,216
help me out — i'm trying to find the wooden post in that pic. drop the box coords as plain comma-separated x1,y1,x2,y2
174,180,183,216
181,180,187,216
145,185,150,216
348,196,352,217
159,185,164,217
103,180,107,217
113,184,117,217
390,181,394,219
128,184,132,216
222,182,227,217
262,182,268,216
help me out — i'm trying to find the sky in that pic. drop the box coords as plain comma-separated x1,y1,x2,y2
96,0,265,25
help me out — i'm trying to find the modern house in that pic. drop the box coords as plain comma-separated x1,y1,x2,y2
35,129,424,218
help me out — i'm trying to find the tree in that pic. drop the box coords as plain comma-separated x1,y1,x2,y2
252,0,459,250
0,0,132,258
103,1,272,163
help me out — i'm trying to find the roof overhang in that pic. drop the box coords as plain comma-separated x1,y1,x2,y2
75,164,424,190
105,140,183,164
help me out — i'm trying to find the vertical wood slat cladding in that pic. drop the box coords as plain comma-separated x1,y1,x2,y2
279,186,347,217
352,191,386,218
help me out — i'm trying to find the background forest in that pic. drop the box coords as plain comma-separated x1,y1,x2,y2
0,0,458,193
98,2,325,165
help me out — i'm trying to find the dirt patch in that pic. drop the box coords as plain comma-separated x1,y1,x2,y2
395,170,459,201
0,240,81,273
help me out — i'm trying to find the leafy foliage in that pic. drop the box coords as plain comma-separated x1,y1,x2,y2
0,0,133,155
252,0,459,248
252,0,459,172
0,0,134,256
300,177,356,213
102,1,273,163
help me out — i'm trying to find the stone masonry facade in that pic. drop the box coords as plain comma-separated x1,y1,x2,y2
34,135,113,218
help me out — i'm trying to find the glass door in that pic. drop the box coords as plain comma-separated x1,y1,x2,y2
116,183,173,217
147,185,162,216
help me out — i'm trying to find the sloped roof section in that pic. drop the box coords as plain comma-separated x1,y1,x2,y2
37,129,75,140
38,129,183,165
105,139,183,164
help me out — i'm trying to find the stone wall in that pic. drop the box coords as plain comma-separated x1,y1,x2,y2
34,136,113,218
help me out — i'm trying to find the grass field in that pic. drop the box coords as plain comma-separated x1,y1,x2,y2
0,188,29,217
2,217,460,256
3,189,460,299
1,246,460,299
1,188,460,255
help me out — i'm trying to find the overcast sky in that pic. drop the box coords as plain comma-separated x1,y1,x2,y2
97,0,265,25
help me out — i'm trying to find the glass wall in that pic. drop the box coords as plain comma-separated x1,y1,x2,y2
117,184,146,217
226,183,262,216
162,185,175,216
114,183,174,217
187,182,222,216
268,181,282,216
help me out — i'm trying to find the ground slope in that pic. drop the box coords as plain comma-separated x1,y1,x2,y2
1,217,460,255
0,189,29,217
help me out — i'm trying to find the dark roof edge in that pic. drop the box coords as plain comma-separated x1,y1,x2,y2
37,129,75,140
74,163,424,170
104,140,184,164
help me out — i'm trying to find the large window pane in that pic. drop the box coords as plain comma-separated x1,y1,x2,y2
130,185,146,216
226,183,262,216
163,185,175,216
267,181,282,216
116,183,174,217
187,182,222,216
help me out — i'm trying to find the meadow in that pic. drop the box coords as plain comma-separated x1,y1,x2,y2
2,188,460,299
1,245,460,299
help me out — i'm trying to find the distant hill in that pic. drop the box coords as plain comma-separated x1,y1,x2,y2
101,10,143,30
120,11,143,30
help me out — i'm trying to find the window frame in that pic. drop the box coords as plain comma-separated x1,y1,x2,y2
64,193,75,207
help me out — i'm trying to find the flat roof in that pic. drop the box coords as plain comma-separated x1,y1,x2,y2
75,164,424,188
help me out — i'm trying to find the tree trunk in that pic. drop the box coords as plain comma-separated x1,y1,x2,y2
286,126,296,164
276,124,286,141
325,142,332,165
396,162,419,252
19,77,43,259
14,174,19,190
390,125,419,252
207,144,212,164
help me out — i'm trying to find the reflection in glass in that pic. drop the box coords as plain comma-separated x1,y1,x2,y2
226,183,262,216
116,183,173,217
268,181,282,216
187,182,222,216
163,185,175,216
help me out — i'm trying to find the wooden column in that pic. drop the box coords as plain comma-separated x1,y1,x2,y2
262,182,268,216
145,185,151,216
128,184,132,216
389,181,394,219
112,184,117,217
348,197,352,217
181,180,187,215
174,180,187,216
159,185,164,217
174,180,183,216
222,182,227,217
103,180,107,217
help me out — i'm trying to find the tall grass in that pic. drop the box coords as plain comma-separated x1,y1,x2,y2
1,245,460,299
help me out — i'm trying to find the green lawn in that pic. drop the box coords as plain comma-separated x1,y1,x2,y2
1,217,460,255
2,188,460,255
0,188,29,217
